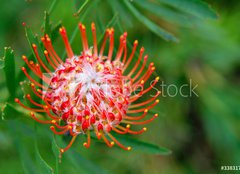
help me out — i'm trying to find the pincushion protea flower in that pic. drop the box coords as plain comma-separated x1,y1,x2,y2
15,23,160,154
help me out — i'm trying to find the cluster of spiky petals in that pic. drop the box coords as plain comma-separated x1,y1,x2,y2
16,23,160,154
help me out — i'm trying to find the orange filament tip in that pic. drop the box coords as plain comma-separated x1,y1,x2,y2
32,44,36,48
83,142,87,147
15,98,19,102
126,124,131,129
144,109,148,113
68,126,72,129
22,55,27,59
140,47,144,52
21,67,26,71
156,99,160,103
26,94,30,98
143,127,147,131
44,105,48,109
155,77,160,81
134,40,138,45
151,67,155,71
140,80,144,84
50,126,55,130
91,23,95,30
44,50,48,54
127,147,132,151
154,114,159,117
51,120,56,124
110,141,115,146
79,24,86,30
31,83,34,87
60,149,65,153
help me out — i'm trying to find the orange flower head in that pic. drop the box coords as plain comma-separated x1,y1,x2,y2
15,23,160,154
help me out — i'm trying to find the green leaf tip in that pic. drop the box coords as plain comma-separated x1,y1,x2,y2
157,0,218,20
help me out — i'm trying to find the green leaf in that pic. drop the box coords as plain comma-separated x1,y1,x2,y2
55,136,109,174
35,142,54,174
1,102,42,121
0,56,4,69
157,0,218,20
52,136,60,174
47,0,59,14
2,47,16,99
44,11,51,35
50,22,62,43
97,13,119,44
123,0,178,42
67,150,109,174
25,26,45,63
74,0,90,17
16,54,35,84
7,121,38,174
1,103,24,121
107,0,133,28
134,0,197,27
113,134,171,155
25,26,49,74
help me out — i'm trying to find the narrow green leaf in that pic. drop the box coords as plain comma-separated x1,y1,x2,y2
1,102,42,121
25,26,45,64
3,47,16,99
97,13,119,44
44,11,51,35
54,137,108,174
157,0,218,19
134,0,197,27
107,0,133,28
35,142,54,174
74,0,89,17
52,136,60,174
67,150,109,174
1,103,24,121
48,0,59,14
16,54,34,84
113,134,171,155
25,26,49,74
123,0,178,42
50,22,62,43
20,81,42,108
0,56,4,69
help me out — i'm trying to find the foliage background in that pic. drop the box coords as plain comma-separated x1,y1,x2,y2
1,0,240,174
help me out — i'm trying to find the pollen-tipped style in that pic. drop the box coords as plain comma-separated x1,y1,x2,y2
15,23,160,154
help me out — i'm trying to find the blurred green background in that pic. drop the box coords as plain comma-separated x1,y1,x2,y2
1,0,240,174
